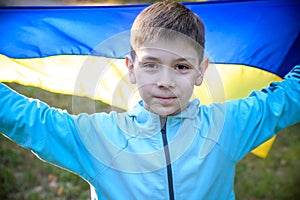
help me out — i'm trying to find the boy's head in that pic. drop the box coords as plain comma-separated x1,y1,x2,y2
126,1,209,117
130,1,205,61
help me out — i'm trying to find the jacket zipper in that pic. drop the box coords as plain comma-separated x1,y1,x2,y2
161,123,175,200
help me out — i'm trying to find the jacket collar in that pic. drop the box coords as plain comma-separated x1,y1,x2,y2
128,99,200,122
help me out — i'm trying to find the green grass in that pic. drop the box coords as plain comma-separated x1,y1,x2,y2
1,82,300,199
235,126,300,200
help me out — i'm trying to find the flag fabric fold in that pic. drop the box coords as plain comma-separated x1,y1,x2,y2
0,0,299,158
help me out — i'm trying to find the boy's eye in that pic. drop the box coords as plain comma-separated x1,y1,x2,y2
174,64,191,71
142,63,158,69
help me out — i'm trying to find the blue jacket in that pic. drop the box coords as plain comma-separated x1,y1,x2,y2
1,65,300,200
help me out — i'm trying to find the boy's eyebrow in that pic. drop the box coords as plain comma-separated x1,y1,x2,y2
139,56,196,64
175,57,197,63
139,56,161,62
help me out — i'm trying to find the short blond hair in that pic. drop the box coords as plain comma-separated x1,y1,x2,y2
130,1,205,60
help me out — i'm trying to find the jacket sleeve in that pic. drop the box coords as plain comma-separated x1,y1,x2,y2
0,83,96,180
217,65,300,162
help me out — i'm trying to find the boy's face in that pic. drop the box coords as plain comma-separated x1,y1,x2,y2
126,39,208,116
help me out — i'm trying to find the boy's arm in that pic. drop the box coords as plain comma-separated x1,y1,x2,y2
0,83,95,180
218,65,300,161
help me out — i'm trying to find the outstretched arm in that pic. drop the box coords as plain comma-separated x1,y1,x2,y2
215,65,300,161
0,84,96,181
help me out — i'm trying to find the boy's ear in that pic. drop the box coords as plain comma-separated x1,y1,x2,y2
195,58,209,86
125,56,137,84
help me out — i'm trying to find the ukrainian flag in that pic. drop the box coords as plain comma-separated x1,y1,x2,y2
0,0,299,158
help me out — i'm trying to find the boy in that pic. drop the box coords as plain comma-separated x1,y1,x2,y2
0,1,299,199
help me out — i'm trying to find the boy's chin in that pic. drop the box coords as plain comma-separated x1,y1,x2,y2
147,105,182,117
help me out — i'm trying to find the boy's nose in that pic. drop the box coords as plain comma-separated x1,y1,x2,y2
156,67,175,88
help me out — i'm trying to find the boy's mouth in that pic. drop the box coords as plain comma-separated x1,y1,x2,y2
154,96,177,103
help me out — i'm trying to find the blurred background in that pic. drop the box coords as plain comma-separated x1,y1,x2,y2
0,0,203,6
0,0,300,199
